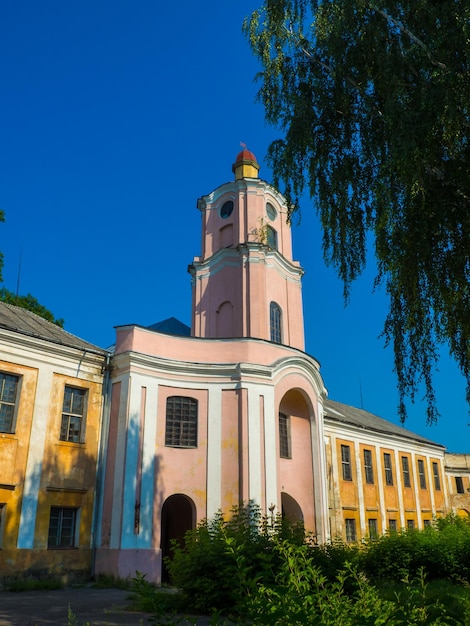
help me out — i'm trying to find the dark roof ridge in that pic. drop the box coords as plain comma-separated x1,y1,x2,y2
0,300,106,354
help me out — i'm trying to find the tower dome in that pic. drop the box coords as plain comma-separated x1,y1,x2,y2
232,148,260,180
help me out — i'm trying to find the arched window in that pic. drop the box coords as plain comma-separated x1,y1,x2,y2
270,302,283,344
165,396,198,447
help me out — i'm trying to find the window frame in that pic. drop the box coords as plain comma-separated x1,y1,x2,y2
279,412,291,459
269,302,283,344
266,225,278,250
407,519,415,530
383,453,394,486
345,518,357,542
456,476,465,494
401,456,411,488
0,372,21,434
417,459,427,489
0,503,5,548
368,518,378,539
47,506,78,549
432,462,441,491
363,449,374,484
388,519,398,532
341,444,352,481
165,395,198,448
60,386,88,443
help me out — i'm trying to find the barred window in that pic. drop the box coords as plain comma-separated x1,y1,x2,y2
389,519,398,532
266,225,277,250
363,449,374,484
270,302,283,344
341,445,352,481
432,462,441,491
60,386,87,443
417,459,427,489
0,372,20,433
401,456,411,488
48,507,77,548
368,518,378,539
279,413,291,459
165,396,198,448
384,453,394,486
345,518,356,542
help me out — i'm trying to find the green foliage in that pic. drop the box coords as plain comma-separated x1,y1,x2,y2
244,0,470,422
361,515,470,583
241,542,454,625
129,508,470,624
91,573,132,589
4,577,63,591
0,287,64,327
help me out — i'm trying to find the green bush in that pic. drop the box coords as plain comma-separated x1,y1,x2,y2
361,515,470,583
129,508,470,624
166,502,311,615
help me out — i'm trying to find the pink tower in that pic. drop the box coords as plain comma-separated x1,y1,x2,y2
189,149,306,350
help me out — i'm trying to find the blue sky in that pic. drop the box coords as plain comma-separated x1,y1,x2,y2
2,1,468,452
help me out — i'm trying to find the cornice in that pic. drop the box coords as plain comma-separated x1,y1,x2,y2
189,243,303,283
0,328,108,369
323,416,446,452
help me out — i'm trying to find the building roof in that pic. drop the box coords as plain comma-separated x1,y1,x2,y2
324,398,444,448
146,317,191,336
0,301,107,354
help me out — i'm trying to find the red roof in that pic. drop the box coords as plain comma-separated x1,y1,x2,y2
235,148,257,164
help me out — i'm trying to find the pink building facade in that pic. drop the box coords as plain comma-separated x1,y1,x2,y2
94,150,329,582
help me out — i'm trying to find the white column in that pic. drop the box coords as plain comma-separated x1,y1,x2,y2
17,368,53,548
206,387,222,519
247,385,262,504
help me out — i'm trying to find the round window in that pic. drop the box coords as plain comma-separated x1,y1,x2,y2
266,202,277,220
220,200,234,219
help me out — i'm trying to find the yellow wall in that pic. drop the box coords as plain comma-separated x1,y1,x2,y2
0,358,104,580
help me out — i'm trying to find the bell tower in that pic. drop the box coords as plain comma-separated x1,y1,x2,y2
188,149,305,350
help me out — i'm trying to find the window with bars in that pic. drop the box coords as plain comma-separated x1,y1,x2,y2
401,456,411,488
368,518,378,539
456,476,465,494
417,459,427,489
48,507,77,548
432,462,441,491
0,504,5,548
279,413,291,459
384,453,394,486
266,225,278,250
270,302,283,344
0,372,20,434
165,396,198,447
388,519,397,532
341,445,352,481
363,449,374,484
345,518,356,542
407,519,415,530
60,386,87,443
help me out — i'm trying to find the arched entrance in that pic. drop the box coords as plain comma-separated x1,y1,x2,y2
160,494,195,581
281,492,304,524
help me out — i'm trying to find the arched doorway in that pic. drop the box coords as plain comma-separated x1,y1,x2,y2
281,492,303,524
160,494,195,581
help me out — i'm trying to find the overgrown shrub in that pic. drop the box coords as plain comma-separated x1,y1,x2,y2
167,503,280,614
361,514,470,583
